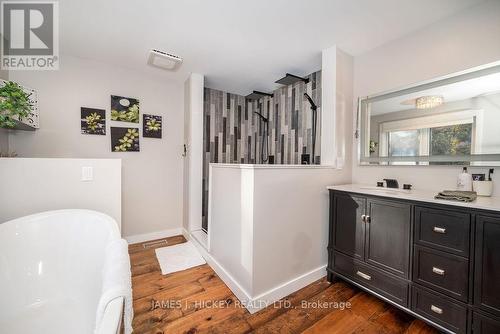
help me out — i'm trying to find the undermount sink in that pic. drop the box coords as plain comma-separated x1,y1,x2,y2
359,186,411,194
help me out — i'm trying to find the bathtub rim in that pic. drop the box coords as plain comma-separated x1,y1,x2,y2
0,209,124,334
97,297,123,334
0,209,121,237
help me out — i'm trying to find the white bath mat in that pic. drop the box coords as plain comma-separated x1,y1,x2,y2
155,241,206,275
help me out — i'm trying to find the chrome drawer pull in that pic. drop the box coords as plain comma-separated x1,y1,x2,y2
433,227,446,234
361,214,366,222
430,305,443,315
432,267,445,275
356,271,372,281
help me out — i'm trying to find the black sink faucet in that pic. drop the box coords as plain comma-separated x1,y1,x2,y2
384,179,399,189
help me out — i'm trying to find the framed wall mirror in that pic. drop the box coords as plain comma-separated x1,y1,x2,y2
357,61,500,166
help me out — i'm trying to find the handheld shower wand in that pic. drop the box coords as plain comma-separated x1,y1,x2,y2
254,111,268,123
304,93,318,164
254,111,269,163
303,93,317,111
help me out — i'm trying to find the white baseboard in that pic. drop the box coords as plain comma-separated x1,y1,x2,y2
248,265,327,313
125,227,183,244
189,234,253,307
182,228,190,240
188,233,326,314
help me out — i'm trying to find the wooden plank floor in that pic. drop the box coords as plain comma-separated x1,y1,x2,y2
129,236,438,334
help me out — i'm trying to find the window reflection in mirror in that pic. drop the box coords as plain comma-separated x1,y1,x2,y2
359,61,500,166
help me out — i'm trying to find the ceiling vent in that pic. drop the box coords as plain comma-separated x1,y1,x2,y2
147,49,183,71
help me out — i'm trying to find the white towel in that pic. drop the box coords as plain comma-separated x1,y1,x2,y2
95,239,134,334
155,241,206,275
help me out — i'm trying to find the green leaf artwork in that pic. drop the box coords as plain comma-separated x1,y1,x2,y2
110,95,140,123
111,127,140,152
0,81,33,128
143,114,162,138
81,107,106,135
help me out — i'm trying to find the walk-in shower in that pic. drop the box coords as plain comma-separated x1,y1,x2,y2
202,71,321,230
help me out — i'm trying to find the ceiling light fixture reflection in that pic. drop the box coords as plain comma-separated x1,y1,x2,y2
415,95,444,109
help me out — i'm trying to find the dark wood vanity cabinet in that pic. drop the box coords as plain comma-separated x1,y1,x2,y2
330,194,411,277
472,312,500,334
331,193,366,261
365,199,411,278
474,215,500,317
327,189,500,334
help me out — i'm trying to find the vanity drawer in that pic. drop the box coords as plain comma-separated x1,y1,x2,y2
415,206,470,257
413,245,469,302
411,285,467,334
333,251,408,306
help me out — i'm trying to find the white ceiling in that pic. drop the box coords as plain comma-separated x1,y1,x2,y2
371,71,500,115
59,0,485,95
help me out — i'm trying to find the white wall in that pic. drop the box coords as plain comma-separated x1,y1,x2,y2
209,165,253,294
0,158,121,229
183,73,204,233
321,47,354,169
7,55,185,237
208,164,352,312
321,47,336,165
352,0,500,195
335,49,354,170
252,167,347,296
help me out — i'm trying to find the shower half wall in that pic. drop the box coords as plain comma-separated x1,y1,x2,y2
202,71,321,230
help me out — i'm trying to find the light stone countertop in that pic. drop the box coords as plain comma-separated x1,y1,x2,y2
210,163,335,169
327,184,500,213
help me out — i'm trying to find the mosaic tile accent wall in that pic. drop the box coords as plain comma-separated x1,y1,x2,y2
202,71,321,229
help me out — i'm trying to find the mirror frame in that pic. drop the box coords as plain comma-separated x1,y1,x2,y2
356,60,500,166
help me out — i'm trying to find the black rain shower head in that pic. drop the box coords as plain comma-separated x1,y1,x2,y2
246,90,274,100
275,73,310,86
304,93,317,111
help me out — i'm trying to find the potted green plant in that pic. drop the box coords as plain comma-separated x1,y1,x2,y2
0,81,32,128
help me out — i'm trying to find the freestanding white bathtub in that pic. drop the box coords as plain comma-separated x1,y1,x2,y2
0,210,125,334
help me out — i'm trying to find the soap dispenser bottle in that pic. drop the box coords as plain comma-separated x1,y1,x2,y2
457,167,473,191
